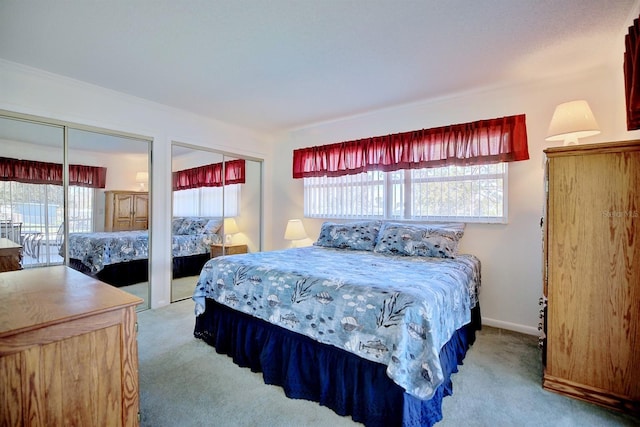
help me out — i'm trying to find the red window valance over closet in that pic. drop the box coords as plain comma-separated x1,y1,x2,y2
0,157,107,188
292,114,529,178
172,158,246,191
624,16,640,130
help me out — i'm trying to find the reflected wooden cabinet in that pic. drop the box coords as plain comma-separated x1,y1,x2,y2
542,140,640,415
105,191,149,231
0,266,143,426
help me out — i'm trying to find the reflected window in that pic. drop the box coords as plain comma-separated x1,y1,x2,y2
68,186,95,232
172,157,244,217
173,185,240,217
1,181,95,267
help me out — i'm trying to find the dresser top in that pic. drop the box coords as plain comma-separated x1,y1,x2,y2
0,237,21,250
0,266,143,337
544,139,640,157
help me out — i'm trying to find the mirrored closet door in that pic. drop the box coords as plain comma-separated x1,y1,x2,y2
0,112,152,311
67,127,151,310
0,116,64,267
171,143,262,302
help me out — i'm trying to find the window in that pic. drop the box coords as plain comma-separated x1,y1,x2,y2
173,184,240,217
304,163,507,223
296,114,526,224
67,185,95,232
0,181,95,266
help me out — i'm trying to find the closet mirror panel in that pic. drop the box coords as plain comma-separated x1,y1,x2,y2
234,156,262,254
67,128,151,310
171,144,262,302
0,116,64,268
0,113,152,311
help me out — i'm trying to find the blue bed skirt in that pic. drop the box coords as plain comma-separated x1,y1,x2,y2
194,299,480,427
69,253,209,287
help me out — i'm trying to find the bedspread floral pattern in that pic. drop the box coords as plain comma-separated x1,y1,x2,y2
193,246,480,400
67,230,222,273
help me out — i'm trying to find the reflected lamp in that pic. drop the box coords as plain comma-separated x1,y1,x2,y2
135,171,148,191
223,217,240,244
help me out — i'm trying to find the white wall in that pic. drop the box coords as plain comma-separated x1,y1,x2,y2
0,59,273,309
270,60,640,335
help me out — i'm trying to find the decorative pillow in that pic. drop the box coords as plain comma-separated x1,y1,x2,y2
171,217,185,234
314,221,382,251
203,218,223,234
176,217,210,235
373,222,464,258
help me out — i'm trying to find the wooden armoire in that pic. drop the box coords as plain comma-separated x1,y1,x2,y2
104,191,149,231
542,140,640,415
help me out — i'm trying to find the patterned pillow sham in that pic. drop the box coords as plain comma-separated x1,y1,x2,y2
175,217,223,235
204,218,223,234
172,217,185,234
373,222,464,258
314,221,383,251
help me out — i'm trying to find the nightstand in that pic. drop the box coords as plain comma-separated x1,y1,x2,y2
210,243,248,258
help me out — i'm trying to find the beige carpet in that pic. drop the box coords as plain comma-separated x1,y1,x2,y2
119,275,199,310
136,300,640,427
171,275,199,302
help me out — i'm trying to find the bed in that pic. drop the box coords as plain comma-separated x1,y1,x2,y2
67,216,223,286
192,221,482,427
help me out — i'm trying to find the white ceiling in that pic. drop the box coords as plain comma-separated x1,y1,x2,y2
0,0,637,134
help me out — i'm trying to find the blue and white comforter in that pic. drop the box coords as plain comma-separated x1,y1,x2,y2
67,230,222,273
193,246,480,400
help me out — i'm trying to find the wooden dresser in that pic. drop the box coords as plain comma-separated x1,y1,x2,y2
105,190,149,231
542,140,640,415
0,266,143,426
0,237,22,272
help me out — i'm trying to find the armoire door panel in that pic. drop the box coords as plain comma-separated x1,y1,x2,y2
543,141,640,416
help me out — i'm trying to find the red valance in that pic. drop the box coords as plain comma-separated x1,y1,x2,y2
624,16,640,130
292,114,529,179
172,159,246,191
0,157,107,188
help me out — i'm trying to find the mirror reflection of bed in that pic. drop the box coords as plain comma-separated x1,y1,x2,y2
67,129,151,310
0,114,152,311
170,143,262,302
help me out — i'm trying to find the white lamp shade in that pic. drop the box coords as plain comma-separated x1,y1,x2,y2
284,219,307,241
223,217,240,235
546,100,600,145
135,172,148,183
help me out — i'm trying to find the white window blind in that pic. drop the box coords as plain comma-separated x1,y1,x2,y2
173,184,240,217
304,163,507,223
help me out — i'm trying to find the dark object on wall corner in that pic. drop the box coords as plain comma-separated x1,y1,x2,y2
624,16,640,131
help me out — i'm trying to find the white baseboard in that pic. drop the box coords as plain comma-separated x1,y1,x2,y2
482,317,539,336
